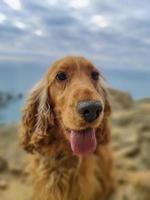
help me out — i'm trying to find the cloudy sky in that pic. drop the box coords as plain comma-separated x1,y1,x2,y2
0,0,150,70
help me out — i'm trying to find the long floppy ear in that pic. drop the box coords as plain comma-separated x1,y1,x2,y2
96,85,111,145
20,80,54,153
103,87,111,117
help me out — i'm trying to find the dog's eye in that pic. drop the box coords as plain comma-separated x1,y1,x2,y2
91,71,99,81
56,72,67,81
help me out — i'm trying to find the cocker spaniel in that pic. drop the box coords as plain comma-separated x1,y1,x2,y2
20,56,114,200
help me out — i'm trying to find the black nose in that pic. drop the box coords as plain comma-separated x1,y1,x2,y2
77,100,103,123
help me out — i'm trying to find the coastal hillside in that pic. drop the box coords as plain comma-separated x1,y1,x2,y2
0,88,150,200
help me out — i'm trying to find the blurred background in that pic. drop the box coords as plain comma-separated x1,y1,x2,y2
0,1,150,200
0,0,150,123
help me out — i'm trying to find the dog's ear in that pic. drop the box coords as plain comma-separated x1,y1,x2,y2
103,87,111,117
96,118,111,145
97,84,111,145
20,80,54,153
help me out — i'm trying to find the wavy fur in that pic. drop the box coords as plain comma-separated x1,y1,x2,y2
20,56,114,200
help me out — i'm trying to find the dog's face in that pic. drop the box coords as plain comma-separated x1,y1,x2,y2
47,56,110,155
21,56,111,156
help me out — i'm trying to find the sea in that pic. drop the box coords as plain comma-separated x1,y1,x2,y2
0,61,150,124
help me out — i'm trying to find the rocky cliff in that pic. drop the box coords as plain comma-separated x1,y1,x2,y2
0,91,23,107
109,88,150,200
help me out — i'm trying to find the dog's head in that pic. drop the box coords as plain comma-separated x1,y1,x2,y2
20,56,111,156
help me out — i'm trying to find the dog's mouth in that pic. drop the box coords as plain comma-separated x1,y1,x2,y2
66,128,97,156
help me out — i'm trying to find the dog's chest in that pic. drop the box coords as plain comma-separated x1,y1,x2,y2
71,155,103,200
36,154,103,200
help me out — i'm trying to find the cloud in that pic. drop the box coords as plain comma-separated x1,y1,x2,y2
34,29,43,36
46,0,89,9
90,15,109,29
13,21,26,29
0,13,6,24
0,0,150,70
3,0,22,10
67,0,89,9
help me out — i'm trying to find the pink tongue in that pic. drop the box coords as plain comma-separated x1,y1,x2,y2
70,128,97,155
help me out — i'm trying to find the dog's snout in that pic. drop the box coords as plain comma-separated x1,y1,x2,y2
77,100,102,123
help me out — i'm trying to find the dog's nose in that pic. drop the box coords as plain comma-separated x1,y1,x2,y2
77,100,103,123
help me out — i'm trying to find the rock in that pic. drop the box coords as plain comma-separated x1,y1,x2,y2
0,179,8,190
127,172,150,200
141,140,150,167
108,88,134,111
136,98,150,105
108,88,150,199
0,124,27,175
111,127,140,152
18,93,23,99
111,111,134,126
0,157,8,172
0,91,23,108
110,171,150,200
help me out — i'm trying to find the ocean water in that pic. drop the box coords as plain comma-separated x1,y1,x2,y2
0,61,150,123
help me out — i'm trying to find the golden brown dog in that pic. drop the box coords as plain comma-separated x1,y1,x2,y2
20,56,114,200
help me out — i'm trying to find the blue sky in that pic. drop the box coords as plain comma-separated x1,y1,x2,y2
0,0,150,70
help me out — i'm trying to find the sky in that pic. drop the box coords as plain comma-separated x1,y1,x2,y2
0,0,150,70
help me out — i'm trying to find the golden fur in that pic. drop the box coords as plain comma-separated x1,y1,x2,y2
20,56,114,200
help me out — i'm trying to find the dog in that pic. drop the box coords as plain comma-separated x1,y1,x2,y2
20,56,114,200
